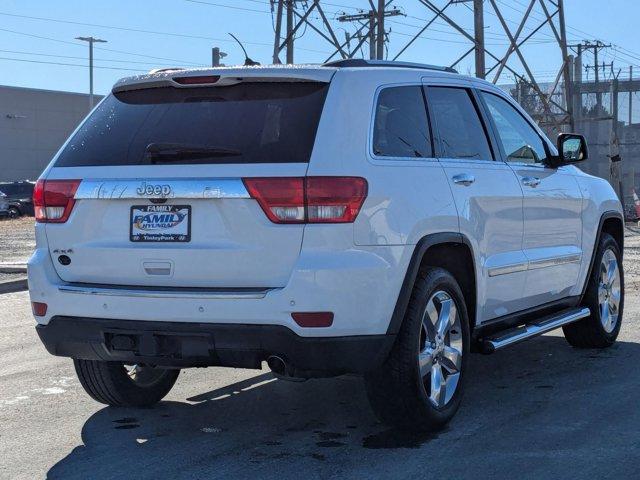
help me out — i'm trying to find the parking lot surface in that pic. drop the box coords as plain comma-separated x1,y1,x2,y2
1,228,640,479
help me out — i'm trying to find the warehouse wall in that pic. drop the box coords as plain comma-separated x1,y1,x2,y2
0,86,103,182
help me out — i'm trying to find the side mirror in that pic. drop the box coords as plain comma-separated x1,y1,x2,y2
552,133,588,166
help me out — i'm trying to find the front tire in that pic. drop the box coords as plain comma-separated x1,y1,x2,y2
74,360,179,407
365,267,470,431
563,232,623,348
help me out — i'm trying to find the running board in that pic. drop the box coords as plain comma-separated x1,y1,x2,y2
481,307,590,354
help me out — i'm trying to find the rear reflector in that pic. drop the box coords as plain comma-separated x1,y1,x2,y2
31,302,48,317
291,312,334,328
243,177,367,224
173,75,220,85
34,179,81,223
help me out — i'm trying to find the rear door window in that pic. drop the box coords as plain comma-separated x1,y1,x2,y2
372,86,433,158
427,87,493,161
54,82,329,166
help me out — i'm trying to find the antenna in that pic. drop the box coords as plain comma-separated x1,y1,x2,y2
228,33,260,66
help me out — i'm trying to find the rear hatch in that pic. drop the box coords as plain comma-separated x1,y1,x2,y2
41,70,332,288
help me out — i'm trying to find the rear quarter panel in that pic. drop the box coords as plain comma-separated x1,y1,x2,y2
306,69,459,247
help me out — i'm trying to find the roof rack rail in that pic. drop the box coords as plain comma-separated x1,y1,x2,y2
322,59,457,74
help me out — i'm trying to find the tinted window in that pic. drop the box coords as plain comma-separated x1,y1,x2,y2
481,92,547,164
428,87,493,160
373,86,432,158
55,82,329,166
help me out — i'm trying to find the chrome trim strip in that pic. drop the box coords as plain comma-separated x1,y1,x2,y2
488,253,582,277
527,253,582,270
74,178,250,200
484,307,590,351
58,285,271,299
488,262,528,277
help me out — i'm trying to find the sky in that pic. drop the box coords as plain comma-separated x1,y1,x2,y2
0,0,638,96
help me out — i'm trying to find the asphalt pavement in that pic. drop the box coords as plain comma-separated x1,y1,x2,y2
1,289,639,479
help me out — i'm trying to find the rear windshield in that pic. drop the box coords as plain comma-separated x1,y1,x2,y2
55,82,329,166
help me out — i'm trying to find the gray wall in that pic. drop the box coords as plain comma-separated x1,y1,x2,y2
0,86,103,182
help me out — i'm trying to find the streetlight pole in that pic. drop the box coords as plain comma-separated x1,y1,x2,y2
75,36,107,110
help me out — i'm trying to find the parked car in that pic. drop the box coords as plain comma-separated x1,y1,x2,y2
28,60,624,431
0,181,35,218
0,191,8,219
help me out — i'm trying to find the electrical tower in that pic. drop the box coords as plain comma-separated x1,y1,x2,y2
395,0,575,131
268,0,575,130
270,0,402,64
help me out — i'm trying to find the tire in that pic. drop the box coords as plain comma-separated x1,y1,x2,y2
74,360,180,407
8,207,20,219
365,267,470,431
563,232,624,348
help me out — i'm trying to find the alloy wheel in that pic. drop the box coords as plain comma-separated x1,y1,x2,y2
418,290,463,408
598,248,621,333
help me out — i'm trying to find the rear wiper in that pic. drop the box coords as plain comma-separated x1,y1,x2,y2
145,143,241,163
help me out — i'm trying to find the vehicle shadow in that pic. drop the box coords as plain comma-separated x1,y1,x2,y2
47,334,640,479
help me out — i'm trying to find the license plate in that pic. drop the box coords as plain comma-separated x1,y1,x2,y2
130,205,191,242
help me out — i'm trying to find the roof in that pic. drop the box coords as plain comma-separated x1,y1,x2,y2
112,60,465,93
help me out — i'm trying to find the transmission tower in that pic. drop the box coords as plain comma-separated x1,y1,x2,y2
270,1,403,64
394,0,575,130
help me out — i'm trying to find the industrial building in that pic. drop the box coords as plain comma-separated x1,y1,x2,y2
0,85,101,182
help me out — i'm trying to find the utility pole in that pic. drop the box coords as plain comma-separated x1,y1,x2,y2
630,66,634,125
286,0,294,64
473,0,485,79
574,40,612,113
75,36,107,110
337,5,402,60
211,47,227,67
272,0,284,64
376,0,386,60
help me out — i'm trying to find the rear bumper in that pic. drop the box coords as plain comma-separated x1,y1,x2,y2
36,316,395,377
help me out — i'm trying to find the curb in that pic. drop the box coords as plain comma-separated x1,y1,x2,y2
0,264,27,274
0,277,28,294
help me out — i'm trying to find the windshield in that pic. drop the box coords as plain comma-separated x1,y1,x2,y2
54,82,329,166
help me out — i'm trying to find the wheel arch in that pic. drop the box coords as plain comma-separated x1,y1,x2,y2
580,211,624,299
387,233,477,336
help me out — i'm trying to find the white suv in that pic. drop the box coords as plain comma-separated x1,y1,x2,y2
29,60,624,430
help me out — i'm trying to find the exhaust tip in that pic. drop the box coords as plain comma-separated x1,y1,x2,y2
266,355,286,376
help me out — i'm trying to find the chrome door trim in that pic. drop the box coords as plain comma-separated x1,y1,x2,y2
488,262,528,277
58,284,272,299
527,253,582,271
74,178,250,200
488,253,582,277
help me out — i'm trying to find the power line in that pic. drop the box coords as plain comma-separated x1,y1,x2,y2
0,55,145,72
0,27,204,65
0,48,174,66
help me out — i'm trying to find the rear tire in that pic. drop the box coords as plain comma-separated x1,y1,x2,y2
563,233,623,348
8,207,20,219
74,360,179,407
365,267,470,431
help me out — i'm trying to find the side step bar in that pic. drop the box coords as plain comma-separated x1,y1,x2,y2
481,307,590,354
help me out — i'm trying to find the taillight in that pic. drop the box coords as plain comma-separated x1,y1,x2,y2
243,177,367,224
34,179,81,223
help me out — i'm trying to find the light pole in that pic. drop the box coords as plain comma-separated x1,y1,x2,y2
75,36,107,110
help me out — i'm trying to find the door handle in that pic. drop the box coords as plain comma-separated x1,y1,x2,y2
522,176,541,188
452,173,475,186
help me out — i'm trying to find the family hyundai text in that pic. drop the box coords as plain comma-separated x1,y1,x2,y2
28,60,624,430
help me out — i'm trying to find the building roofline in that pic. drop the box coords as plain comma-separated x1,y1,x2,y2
0,84,105,98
